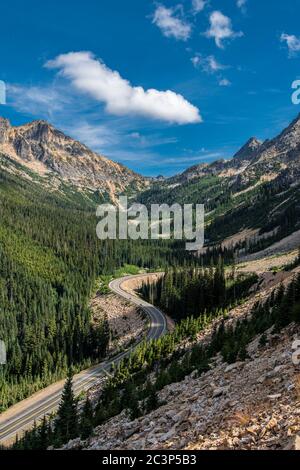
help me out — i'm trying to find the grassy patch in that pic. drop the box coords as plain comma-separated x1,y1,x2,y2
95,264,146,295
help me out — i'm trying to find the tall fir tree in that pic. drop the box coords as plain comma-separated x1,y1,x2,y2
80,397,94,440
54,371,78,445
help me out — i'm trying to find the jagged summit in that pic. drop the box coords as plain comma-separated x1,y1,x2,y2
233,137,263,161
168,113,300,186
1,112,300,197
0,117,147,196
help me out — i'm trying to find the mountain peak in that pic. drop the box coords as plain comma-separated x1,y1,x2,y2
0,117,147,196
233,137,263,160
28,119,53,129
18,119,61,143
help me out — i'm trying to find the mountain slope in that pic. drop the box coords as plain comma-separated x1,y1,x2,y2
75,324,299,451
138,114,300,255
233,137,263,161
59,262,300,452
0,117,148,200
0,153,199,412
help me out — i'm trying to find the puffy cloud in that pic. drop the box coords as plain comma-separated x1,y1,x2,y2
152,4,192,41
219,78,231,87
280,33,300,57
204,11,243,48
192,0,207,14
191,54,226,73
191,56,201,68
46,52,201,124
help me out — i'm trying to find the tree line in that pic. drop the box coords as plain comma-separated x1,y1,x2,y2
140,262,258,321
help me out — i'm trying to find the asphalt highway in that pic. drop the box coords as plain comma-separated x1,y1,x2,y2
0,274,167,446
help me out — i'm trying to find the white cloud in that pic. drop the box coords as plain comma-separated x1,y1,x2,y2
219,78,231,87
152,4,192,41
129,132,178,148
65,122,120,149
192,0,207,14
204,11,243,48
8,81,181,169
7,84,71,117
191,54,226,73
46,52,201,125
191,56,201,68
280,33,300,57
237,0,247,9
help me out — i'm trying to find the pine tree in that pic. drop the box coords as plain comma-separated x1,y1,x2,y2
145,386,159,413
80,397,94,439
128,394,141,421
38,415,51,449
55,371,78,444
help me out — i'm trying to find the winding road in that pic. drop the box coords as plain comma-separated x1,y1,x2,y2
0,274,167,446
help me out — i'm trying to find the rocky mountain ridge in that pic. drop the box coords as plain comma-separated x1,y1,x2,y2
0,117,148,199
169,113,300,187
2,113,300,199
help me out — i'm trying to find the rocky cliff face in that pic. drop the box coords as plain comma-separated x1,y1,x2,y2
0,118,147,198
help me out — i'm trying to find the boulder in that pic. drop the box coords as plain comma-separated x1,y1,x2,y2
212,386,229,398
225,362,244,373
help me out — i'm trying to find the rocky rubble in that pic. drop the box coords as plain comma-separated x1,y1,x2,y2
90,294,146,352
64,324,299,451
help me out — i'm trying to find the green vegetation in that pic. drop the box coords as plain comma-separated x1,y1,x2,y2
0,162,204,411
202,179,300,249
0,165,111,411
138,172,300,254
97,264,144,295
2,143,300,449
13,269,300,450
140,263,257,321
54,371,79,445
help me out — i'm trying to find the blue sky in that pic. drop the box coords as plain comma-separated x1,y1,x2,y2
1,0,300,176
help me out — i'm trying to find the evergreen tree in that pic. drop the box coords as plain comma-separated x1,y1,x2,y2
38,416,51,449
80,397,94,440
128,393,141,421
54,371,78,444
145,386,159,413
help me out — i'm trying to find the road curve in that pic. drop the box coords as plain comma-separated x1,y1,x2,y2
0,274,167,446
